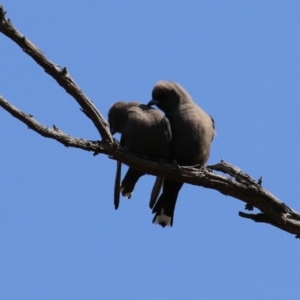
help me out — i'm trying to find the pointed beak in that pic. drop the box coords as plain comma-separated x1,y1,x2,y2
147,99,160,107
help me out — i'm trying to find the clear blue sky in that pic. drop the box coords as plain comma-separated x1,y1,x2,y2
1,1,300,299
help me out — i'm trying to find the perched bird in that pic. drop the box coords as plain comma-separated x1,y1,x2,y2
108,101,171,210
148,81,215,227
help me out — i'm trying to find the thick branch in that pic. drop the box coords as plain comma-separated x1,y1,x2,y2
1,95,300,237
0,5,113,143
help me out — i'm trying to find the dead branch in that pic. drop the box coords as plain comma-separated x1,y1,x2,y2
0,5,112,144
1,4,300,238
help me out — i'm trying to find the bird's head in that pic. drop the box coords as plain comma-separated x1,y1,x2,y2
147,81,193,114
108,101,140,134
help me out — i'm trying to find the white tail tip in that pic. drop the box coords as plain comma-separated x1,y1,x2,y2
120,187,132,199
153,209,171,227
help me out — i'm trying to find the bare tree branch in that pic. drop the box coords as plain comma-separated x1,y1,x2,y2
2,94,300,238
0,95,99,151
1,4,300,238
0,5,113,144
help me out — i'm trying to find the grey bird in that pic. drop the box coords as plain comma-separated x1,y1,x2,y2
148,81,215,227
108,101,171,210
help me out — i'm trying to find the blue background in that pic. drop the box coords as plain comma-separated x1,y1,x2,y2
1,1,300,299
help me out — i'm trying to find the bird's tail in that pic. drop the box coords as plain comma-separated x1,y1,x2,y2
149,177,164,209
114,161,122,209
120,168,144,199
152,180,183,227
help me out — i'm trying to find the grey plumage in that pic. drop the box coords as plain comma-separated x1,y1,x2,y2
148,81,215,227
108,101,171,210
